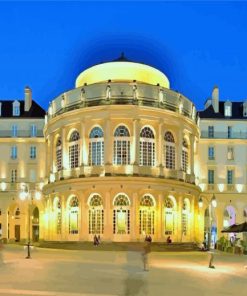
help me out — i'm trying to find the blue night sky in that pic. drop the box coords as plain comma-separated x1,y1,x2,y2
0,1,247,111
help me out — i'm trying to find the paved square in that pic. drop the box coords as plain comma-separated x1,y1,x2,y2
0,245,246,296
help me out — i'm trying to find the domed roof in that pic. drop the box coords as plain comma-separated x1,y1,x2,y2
75,54,170,89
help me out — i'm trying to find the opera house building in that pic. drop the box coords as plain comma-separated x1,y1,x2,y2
0,55,246,247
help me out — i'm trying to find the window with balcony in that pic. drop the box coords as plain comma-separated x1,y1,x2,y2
208,170,214,184
139,127,155,166
208,146,215,160
227,126,232,138
69,131,80,169
11,146,17,159
30,124,37,137
113,125,130,165
89,127,104,166
164,131,175,169
30,146,36,159
12,125,18,137
56,137,62,171
208,126,214,138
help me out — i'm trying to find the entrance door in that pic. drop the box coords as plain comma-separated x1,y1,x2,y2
32,225,39,242
15,225,20,242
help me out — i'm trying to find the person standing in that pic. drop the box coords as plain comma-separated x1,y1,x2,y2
142,241,151,271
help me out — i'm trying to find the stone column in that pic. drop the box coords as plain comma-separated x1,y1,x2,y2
130,192,139,241
62,128,68,170
157,194,163,241
50,134,54,173
176,129,183,171
104,191,112,240
80,192,87,240
104,119,112,175
132,119,140,175
177,194,183,242
157,122,164,167
80,121,87,166
61,194,67,240
1,209,8,242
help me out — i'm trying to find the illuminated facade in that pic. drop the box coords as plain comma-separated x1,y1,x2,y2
0,56,246,244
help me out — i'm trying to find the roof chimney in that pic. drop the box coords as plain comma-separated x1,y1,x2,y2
24,86,32,112
212,86,219,113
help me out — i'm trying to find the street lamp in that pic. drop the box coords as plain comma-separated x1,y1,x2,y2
19,184,41,259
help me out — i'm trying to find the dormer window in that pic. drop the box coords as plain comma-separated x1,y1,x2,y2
243,102,247,117
12,100,20,116
224,101,232,117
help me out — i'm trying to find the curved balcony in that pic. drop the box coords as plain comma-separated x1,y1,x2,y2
47,82,198,123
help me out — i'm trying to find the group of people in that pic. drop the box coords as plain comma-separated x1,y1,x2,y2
93,235,101,246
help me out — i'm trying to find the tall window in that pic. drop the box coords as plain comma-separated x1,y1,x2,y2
89,127,104,166
88,194,104,234
11,169,17,183
164,131,175,169
139,195,155,235
225,105,232,117
13,101,20,116
139,127,155,166
208,170,214,184
227,146,234,160
164,198,175,235
30,146,36,159
208,146,215,160
69,196,79,234
227,169,233,184
208,126,214,138
113,126,130,165
182,138,189,173
12,125,18,137
69,131,80,168
113,194,130,235
227,126,232,138
11,146,17,159
30,124,37,137
56,137,62,171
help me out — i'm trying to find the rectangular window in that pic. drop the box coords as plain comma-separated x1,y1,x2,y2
208,126,214,138
13,106,20,116
11,146,17,159
29,169,36,182
30,125,37,137
12,125,18,137
208,170,214,184
208,146,214,160
30,146,36,159
225,105,231,117
228,126,232,138
11,169,17,183
227,147,234,160
227,170,233,184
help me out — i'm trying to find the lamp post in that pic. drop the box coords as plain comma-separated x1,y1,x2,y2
198,194,217,268
19,184,41,259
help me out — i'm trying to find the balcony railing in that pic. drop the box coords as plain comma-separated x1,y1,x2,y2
47,82,198,124
201,131,247,139
0,130,44,138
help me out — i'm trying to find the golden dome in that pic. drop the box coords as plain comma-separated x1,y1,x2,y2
75,56,170,89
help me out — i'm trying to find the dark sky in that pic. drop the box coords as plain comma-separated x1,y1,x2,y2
0,1,247,111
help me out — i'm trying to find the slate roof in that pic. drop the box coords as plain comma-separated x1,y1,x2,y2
199,101,246,120
0,100,45,118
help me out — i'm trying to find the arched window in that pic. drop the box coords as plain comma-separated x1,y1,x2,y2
139,127,155,166
89,127,104,166
182,138,189,173
54,197,62,234
113,126,130,165
139,195,155,235
164,131,175,169
69,196,79,234
69,131,80,169
164,198,175,235
15,207,20,219
88,194,104,234
113,194,130,235
182,199,190,236
56,137,62,171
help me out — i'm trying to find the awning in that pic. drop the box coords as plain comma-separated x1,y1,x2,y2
221,222,247,233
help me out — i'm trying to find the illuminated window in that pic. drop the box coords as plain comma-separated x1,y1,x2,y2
113,126,130,165
69,131,80,168
11,169,17,183
69,196,79,234
182,138,189,173
227,146,234,160
164,131,175,169
164,198,174,235
139,127,155,166
30,125,37,137
139,195,155,235
113,194,130,235
12,101,20,116
56,137,62,171
89,127,104,166
88,194,104,234
11,146,17,159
